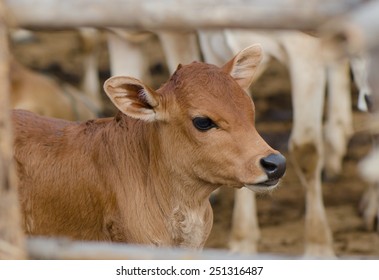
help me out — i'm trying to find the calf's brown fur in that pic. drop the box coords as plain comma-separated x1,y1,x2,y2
13,45,285,248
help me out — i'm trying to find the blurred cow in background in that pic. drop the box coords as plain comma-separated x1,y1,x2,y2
10,29,102,121
9,58,100,121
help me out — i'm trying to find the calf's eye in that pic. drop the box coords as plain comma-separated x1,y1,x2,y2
192,117,218,131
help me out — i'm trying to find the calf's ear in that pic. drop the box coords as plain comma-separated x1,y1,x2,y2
104,76,161,122
222,44,263,91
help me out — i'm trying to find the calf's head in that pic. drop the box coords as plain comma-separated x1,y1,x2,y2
104,44,286,192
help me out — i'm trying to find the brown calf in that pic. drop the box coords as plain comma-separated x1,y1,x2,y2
13,45,286,248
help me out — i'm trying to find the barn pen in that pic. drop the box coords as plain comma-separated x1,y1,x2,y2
0,0,379,258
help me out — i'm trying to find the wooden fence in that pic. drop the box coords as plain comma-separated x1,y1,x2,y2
2,0,367,29
1,0,378,260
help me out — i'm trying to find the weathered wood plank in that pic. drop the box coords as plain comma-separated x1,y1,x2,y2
0,3,25,260
5,0,365,30
27,237,289,260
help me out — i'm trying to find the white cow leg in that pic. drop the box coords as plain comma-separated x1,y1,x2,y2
359,146,379,232
290,138,334,257
285,35,334,257
357,51,379,232
198,29,237,67
359,183,379,232
323,58,353,180
79,28,103,112
157,31,201,74
229,188,260,253
106,31,148,79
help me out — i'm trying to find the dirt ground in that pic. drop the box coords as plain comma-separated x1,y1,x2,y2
12,30,379,258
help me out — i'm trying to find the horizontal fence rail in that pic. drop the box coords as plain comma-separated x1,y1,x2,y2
27,237,292,260
5,0,366,30
6,0,379,54
26,237,379,260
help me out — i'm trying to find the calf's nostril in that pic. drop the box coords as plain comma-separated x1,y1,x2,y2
260,159,277,172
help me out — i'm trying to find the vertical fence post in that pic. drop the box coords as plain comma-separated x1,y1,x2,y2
0,2,25,259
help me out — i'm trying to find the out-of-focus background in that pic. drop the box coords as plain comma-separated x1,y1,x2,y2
12,29,378,257
2,0,379,259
